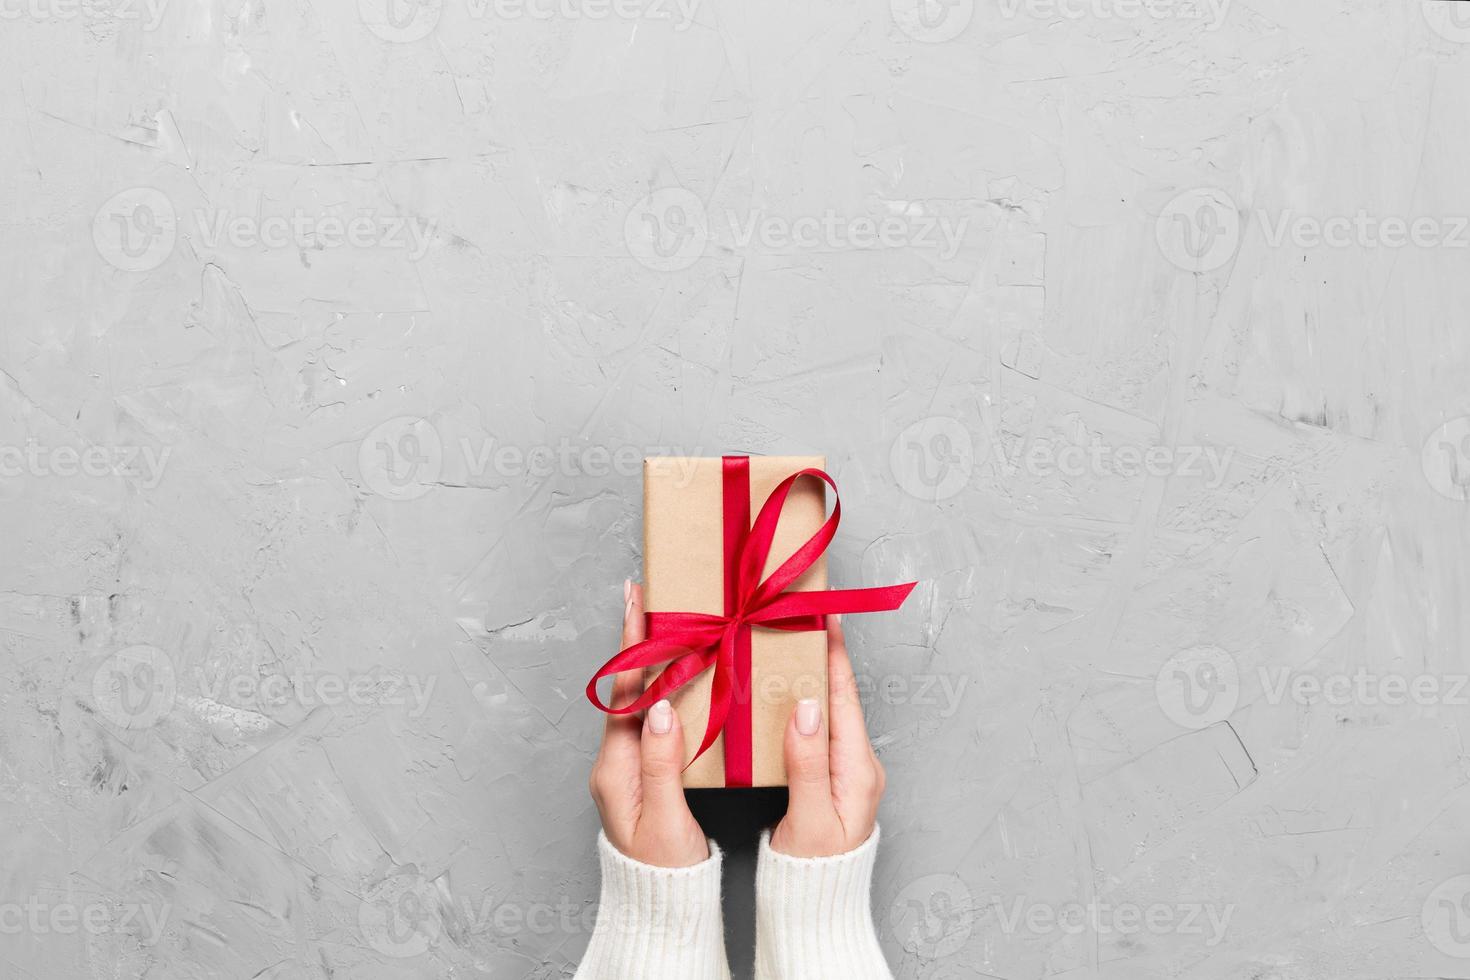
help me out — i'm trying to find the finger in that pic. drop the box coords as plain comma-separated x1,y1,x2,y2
621,579,646,649
825,614,871,750
610,665,643,712
602,581,646,746
639,699,693,818
783,697,833,818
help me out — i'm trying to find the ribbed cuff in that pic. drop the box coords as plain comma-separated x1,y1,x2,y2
575,832,730,980
755,826,893,980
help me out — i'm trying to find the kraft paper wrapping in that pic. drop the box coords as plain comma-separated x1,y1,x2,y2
643,456,828,788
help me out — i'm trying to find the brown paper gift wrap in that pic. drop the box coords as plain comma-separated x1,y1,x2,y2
643,456,827,788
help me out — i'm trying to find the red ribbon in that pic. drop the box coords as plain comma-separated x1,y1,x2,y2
586,457,917,787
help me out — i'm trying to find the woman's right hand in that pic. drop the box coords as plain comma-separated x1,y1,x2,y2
769,615,886,858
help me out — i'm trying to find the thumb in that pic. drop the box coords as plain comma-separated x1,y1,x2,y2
783,698,833,818
640,699,692,817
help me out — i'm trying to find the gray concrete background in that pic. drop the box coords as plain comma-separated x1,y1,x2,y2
3,0,1470,977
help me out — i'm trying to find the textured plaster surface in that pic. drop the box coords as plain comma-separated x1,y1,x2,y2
3,0,1470,978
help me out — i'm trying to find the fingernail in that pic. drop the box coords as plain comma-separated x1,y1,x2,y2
796,698,821,736
830,613,842,626
649,699,673,735
623,578,632,604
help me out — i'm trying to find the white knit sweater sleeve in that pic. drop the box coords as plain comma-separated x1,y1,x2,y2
754,826,894,980
573,831,731,980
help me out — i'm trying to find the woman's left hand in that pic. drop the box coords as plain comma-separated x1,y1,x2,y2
587,580,710,868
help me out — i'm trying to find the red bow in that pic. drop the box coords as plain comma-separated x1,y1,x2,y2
586,458,916,787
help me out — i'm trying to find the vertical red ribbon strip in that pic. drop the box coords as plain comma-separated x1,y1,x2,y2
720,456,754,786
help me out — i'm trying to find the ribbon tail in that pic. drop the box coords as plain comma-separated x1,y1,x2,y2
691,630,737,769
750,582,918,623
637,649,719,714
586,635,716,714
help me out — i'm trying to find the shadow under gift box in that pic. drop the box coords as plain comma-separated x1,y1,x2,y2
643,455,828,789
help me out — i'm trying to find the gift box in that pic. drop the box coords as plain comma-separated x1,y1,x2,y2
645,455,829,788
586,454,916,789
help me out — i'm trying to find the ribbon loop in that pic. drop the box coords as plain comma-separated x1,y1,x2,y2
585,459,916,785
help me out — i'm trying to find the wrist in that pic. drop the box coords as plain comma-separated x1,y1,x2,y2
606,827,710,869
769,816,875,859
